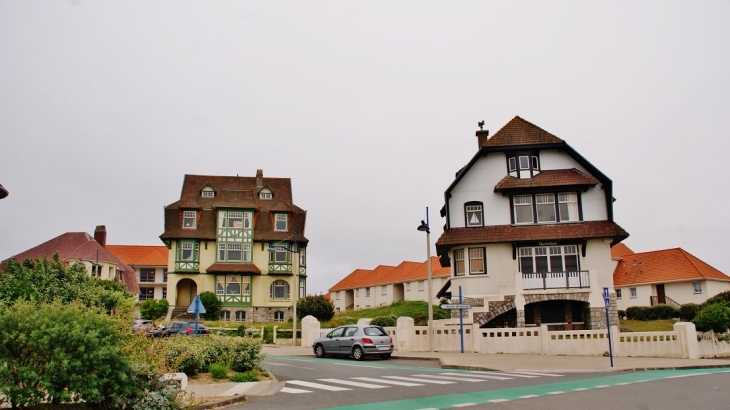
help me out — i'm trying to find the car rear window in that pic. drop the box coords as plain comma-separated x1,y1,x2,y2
364,327,387,336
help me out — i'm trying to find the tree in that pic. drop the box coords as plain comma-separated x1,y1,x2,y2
297,295,335,321
199,291,222,321
140,298,170,320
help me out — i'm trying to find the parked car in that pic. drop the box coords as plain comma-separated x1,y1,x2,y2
160,321,210,337
131,319,155,332
312,324,393,360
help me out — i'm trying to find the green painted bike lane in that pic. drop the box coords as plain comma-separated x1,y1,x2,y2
324,368,730,410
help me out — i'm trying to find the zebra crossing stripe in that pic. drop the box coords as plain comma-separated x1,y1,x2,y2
468,371,540,378
512,371,563,377
318,378,389,389
280,387,311,394
286,380,352,391
353,377,423,387
411,374,487,383
383,376,455,384
444,372,513,381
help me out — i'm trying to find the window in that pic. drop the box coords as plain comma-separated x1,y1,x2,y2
139,287,154,301
270,280,289,299
418,281,425,291
140,268,155,283
454,249,465,276
508,157,517,172
228,211,243,228
226,275,241,295
219,243,249,262
260,191,272,200
465,203,483,227
513,195,534,224
335,291,340,300
630,287,637,298
91,264,101,277
518,245,579,273
381,285,387,295
366,287,371,297
299,247,306,266
536,194,556,223
519,156,530,170
274,214,288,231
162,288,167,299
216,275,251,296
180,241,198,261
221,310,231,321
616,289,622,298
558,193,579,222
163,269,168,283
273,311,284,322
270,245,289,263
405,282,410,292
235,311,246,322
693,282,702,294
202,189,214,198
183,211,197,229
469,248,485,274
532,156,539,169
355,289,359,297
299,278,305,298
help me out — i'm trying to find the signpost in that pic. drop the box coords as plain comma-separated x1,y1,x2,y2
439,287,471,354
187,295,206,337
603,287,614,367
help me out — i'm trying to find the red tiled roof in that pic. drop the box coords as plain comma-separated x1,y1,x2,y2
494,169,599,192
613,248,730,286
329,257,449,291
0,231,140,294
330,268,372,292
205,263,262,274
610,243,634,259
356,265,397,288
107,245,168,266
483,116,564,148
436,221,629,250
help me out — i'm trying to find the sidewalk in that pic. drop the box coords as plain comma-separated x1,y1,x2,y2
186,344,730,408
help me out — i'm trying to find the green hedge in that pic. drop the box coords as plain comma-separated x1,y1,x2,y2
370,316,397,327
625,305,679,321
163,334,264,375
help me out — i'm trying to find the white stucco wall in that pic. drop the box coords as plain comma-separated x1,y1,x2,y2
448,153,511,228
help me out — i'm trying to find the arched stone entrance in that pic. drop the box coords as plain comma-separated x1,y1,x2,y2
176,278,198,307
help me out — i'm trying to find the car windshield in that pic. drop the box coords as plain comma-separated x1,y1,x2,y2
363,327,387,336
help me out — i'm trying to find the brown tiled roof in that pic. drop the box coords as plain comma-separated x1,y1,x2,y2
482,116,564,148
494,169,599,192
160,173,308,244
610,243,634,259
613,248,730,286
0,231,140,294
206,263,262,274
436,221,629,251
107,245,168,266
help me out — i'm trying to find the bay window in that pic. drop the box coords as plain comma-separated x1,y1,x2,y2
270,280,290,299
536,193,556,223
518,245,580,273
512,192,581,224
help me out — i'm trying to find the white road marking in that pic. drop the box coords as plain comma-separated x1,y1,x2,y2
318,378,389,389
573,388,589,391
266,363,315,370
411,374,487,383
616,383,630,386
665,373,709,379
353,377,423,387
443,372,512,380
511,371,563,377
488,399,510,403
595,385,610,388
280,387,311,394
468,371,539,379
520,395,540,398
548,391,565,395
383,376,455,385
453,403,477,407
286,380,352,391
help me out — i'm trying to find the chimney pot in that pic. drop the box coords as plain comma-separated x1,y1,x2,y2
256,169,263,188
476,129,490,148
94,225,107,248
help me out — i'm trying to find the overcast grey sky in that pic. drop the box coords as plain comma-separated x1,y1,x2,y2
2,1,730,295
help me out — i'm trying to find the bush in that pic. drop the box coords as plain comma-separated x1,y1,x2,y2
140,298,170,320
199,291,222,321
618,310,626,320
297,295,335,322
693,304,730,333
704,290,730,308
209,363,230,380
370,316,397,327
679,303,702,322
262,326,274,344
163,335,264,375
230,371,259,382
626,306,650,321
652,304,679,320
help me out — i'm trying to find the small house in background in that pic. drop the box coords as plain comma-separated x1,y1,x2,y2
0,225,140,294
328,257,450,312
612,244,730,311
108,245,168,303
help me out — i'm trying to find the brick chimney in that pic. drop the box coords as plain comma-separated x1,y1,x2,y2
94,225,107,248
256,169,263,188
476,129,490,148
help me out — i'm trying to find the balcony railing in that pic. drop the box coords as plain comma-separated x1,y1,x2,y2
522,271,590,290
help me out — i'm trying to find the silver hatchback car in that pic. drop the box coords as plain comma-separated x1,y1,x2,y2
313,324,394,360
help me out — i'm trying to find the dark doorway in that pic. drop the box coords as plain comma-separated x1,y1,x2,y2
657,284,666,304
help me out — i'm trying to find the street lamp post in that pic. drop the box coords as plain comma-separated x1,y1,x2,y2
417,208,433,352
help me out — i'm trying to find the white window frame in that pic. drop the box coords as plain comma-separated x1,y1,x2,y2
355,288,359,297
469,247,486,274
181,242,194,261
465,204,483,227
335,291,340,300
183,211,197,229
508,157,517,172
235,311,246,322
221,310,231,321
630,287,637,298
270,280,290,300
519,156,530,170
418,280,425,291
535,193,556,223
202,189,214,198
260,191,272,200
693,282,702,294
532,156,539,170
513,195,534,224
274,214,288,231
454,249,465,276
558,192,579,222
405,282,410,292
381,285,387,295
270,245,290,263
366,287,371,297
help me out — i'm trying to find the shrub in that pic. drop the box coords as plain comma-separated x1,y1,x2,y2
652,304,679,320
199,291,222,321
163,335,264,375
209,363,230,380
679,303,702,322
230,371,259,382
262,326,274,344
236,325,247,337
370,316,397,327
693,304,730,333
618,310,626,320
626,306,649,321
141,298,170,320
704,290,730,308
297,295,336,322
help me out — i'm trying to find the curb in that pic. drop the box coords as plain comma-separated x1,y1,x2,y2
193,376,281,409
438,363,730,372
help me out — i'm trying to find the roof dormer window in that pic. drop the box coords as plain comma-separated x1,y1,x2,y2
182,210,197,229
274,213,287,231
507,152,540,179
260,192,272,200
202,190,214,198
201,184,215,198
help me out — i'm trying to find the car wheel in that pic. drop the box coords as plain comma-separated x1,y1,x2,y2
380,354,391,359
315,344,326,358
352,346,364,361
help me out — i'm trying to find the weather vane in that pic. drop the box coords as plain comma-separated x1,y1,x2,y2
478,120,484,131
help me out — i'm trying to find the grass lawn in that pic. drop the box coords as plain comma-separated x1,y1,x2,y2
620,319,678,332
